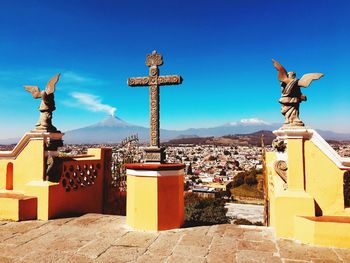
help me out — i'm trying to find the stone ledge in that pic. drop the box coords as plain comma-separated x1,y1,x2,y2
124,163,185,171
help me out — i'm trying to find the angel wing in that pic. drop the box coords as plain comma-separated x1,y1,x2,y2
45,73,60,95
24,86,41,99
298,73,324,88
272,59,289,83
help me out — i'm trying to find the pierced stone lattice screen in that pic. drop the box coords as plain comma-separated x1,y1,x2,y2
61,162,102,192
344,171,350,207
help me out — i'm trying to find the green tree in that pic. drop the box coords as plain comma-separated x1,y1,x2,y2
232,172,246,187
208,155,216,161
244,174,258,186
220,169,226,176
184,193,230,227
187,163,193,175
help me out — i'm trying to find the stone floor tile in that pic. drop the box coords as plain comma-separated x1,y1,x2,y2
4,222,56,246
44,236,90,253
63,253,95,263
17,248,70,263
236,250,282,263
240,225,263,231
77,238,114,259
206,251,236,263
0,220,47,235
167,255,206,263
224,225,244,238
172,244,208,258
0,214,349,262
179,232,212,247
284,260,311,263
261,227,276,240
311,260,341,263
97,228,128,240
206,224,227,236
65,213,102,227
136,252,168,263
14,230,65,254
53,224,101,240
277,239,312,261
242,229,264,241
147,232,184,256
209,235,237,254
48,217,75,226
237,239,277,252
0,256,14,263
114,231,159,247
306,246,340,261
183,225,210,236
95,245,146,263
334,248,350,262
278,239,341,262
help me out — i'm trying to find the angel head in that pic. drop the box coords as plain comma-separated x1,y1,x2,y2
287,71,296,79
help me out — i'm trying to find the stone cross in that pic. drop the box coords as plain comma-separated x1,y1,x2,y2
128,50,182,163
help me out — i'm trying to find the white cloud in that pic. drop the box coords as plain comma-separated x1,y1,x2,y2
63,71,99,84
70,92,116,116
228,118,269,126
240,118,269,125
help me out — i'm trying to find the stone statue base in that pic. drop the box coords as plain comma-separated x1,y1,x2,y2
282,122,305,128
144,147,166,163
29,130,63,151
279,124,308,131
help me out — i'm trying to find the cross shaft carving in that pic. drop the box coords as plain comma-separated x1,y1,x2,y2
128,51,182,149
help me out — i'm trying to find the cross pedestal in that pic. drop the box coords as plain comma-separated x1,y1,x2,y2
124,163,185,231
125,51,184,230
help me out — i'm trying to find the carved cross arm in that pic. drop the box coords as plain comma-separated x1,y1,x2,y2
157,75,182,86
127,77,150,86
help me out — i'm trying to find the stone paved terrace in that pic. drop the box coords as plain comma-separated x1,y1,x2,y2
0,214,349,263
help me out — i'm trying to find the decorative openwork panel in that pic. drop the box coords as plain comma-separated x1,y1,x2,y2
344,171,350,207
61,161,102,192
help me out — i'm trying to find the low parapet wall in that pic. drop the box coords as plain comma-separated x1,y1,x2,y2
266,128,350,248
0,131,112,221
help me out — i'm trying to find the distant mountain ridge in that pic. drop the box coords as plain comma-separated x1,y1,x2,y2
62,116,350,144
62,116,282,144
165,130,276,146
1,116,350,145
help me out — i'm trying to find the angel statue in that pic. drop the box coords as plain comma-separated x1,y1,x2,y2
24,74,60,132
272,59,324,127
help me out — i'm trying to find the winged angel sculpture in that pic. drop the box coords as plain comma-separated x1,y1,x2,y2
24,74,60,132
272,59,324,127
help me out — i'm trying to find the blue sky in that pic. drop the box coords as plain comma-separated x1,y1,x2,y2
0,0,349,139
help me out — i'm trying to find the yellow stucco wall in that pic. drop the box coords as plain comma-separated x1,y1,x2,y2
126,175,158,230
0,139,44,191
0,134,109,221
266,152,314,237
304,141,345,215
295,216,350,248
266,130,350,247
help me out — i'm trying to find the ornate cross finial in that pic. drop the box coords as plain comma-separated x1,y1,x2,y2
146,50,163,67
128,51,182,163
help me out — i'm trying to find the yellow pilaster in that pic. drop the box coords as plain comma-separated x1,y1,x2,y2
287,138,305,190
126,175,158,230
125,163,185,231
